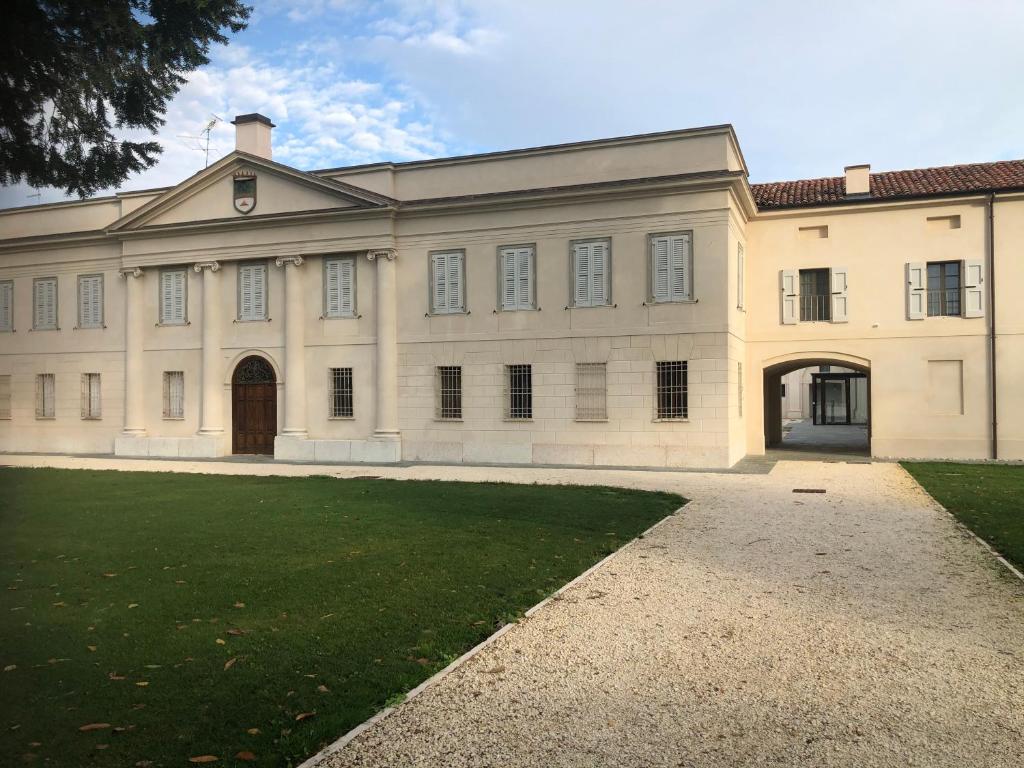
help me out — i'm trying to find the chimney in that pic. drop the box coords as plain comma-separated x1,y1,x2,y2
844,163,870,197
232,113,275,160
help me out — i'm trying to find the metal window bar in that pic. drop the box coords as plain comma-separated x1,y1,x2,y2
505,364,532,420
655,361,687,420
0,375,10,419
927,288,961,317
329,367,354,418
163,371,184,419
435,366,462,419
575,363,607,421
81,373,101,419
799,294,831,322
36,373,55,418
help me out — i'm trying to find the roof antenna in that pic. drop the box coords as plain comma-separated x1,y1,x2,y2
177,115,224,168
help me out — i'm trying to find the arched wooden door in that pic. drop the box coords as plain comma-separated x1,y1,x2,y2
232,356,277,454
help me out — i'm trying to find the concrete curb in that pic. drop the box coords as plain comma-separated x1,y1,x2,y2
294,505,685,768
898,464,1024,585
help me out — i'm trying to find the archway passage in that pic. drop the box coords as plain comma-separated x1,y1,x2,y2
232,356,277,454
763,357,870,457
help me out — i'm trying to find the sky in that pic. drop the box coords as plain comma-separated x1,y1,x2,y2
3,0,1023,208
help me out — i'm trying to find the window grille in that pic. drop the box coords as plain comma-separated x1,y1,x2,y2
329,367,354,418
435,366,462,419
575,363,607,421
0,280,13,332
0,375,11,419
505,364,532,420
162,371,184,419
81,373,101,419
655,361,687,420
78,274,104,328
35,373,55,419
737,362,743,417
33,277,58,330
798,268,831,321
160,269,187,325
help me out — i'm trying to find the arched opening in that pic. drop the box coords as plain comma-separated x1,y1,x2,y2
231,355,277,454
763,357,871,457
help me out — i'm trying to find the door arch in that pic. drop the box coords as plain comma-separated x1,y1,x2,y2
232,355,277,454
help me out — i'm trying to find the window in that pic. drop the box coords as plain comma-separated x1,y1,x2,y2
737,362,743,417
655,361,687,420
736,243,745,310
162,371,184,419
499,245,535,311
159,269,187,325
650,232,693,302
571,239,610,307
781,268,848,324
328,367,354,418
81,373,101,419
435,366,462,420
799,269,831,321
0,280,13,332
238,262,268,321
927,261,961,317
430,250,465,314
35,373,55,419
78,274,104,329
505,364,532,420
33,277,58,330
780,383,787,397
324,257,356,318
0,375,11,419
575,363,607,421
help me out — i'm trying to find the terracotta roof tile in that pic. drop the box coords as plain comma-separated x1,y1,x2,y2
751,159,1024,210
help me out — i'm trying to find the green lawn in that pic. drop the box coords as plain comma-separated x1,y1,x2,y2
0,468,682,767
903,462,1024,570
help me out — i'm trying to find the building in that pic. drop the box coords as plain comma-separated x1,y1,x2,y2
0,115,1020,467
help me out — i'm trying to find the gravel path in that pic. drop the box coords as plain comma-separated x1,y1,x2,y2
316,461,1024,768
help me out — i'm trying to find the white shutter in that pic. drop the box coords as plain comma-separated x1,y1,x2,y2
591,241,608,305
516,247,533,310
573,243,591,306
500,248,517,310
670,234,690,299
324,258,354,318
829,267,848,323
447,252,463,312
239,265,253,320
430,251,463,314
962,259,984,318
0,281,12,331
238,264,266,321
780,269,798,325
906,262,926,320
79,275,103,328
431,252,447,313
160,270,185,324
34,278,57,329
652,236,670,301
651,234,691,302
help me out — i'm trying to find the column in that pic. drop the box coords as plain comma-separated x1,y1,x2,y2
120,267,146,435
194,261,223,435
276,255,307,437
367,248,399,439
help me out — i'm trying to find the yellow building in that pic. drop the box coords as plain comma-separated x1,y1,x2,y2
0,115,1019,466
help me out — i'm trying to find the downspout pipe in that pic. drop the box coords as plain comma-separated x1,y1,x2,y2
988,193,998,460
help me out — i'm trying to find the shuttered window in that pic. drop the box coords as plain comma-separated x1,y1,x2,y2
575,363,607,421
323,257,356,318
328,367,354,418
571,239,610,307
78,274,104,329
736,243,745,310
499,245,535,311
35,373,55,419
650,232,693,303
238,263,268,321
0,375,11,419
162,371,184,419
430,251,465,314
0,280,13,332
159,269,187,325
435,366,462,419
33,277,58,330
81,373,101,419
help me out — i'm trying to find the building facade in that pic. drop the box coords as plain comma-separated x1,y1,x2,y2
0,114,1020,467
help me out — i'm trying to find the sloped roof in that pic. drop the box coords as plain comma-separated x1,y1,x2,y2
751,159,1024,210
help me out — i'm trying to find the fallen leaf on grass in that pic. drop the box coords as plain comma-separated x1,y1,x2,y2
215,639,226,645
87,646,97,652
127,604,139,609
295,712,316,722
223,658,237,671
226,628,245,636
188,757,219,764
317,685,329,693
95,744,109,750
108,673,125,681
245,728,260,735
135,681,148,687
78,723,111,732
3,665,15,672
233,602,245,609
102,573,117,578
235,752,256,762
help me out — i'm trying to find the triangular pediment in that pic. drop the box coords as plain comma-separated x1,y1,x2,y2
108,152,394,232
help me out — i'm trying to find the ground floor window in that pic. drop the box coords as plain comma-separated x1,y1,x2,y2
162,371,184,419
505,364,532,420
655,361,687,420
0,375,11,419
35,373,55,419
575,363,607,421
329,367,354,418
435,366,462,420
81,373,101,419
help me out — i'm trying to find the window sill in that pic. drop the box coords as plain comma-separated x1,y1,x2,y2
81,416,102,421
328,416,356,421
35,416,56,421
497,307,538,313
162,416,185,421
322,314,357,320
75,325,106,330
156,322,188,328
235,318,271,323
568,304,612,309
648,298,696,305
575,418,608,423
434,417,464,423
653,418,689,423
503,418,533,423
427,310,469,317
31,327,59,332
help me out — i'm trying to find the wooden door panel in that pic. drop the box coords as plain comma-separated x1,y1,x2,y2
232,381,276,454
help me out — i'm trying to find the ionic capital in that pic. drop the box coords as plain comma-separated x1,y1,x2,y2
193,261,221,273
118,266,143,279
366,248,397,262
275,255,305,268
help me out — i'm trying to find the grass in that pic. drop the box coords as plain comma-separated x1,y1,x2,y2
902,462,1024,570
0,468,683,767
